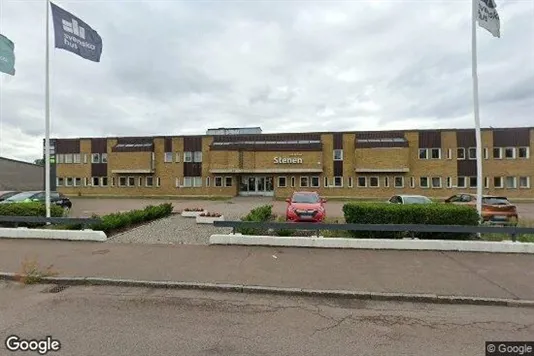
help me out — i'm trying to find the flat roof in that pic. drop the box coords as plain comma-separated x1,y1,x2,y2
0,156,42,167
49,125,534,141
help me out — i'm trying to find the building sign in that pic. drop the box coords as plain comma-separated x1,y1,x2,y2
273,157,303,164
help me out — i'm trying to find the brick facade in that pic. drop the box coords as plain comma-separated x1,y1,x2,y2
52,127,534,199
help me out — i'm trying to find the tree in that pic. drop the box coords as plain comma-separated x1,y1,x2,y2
34,158,44,166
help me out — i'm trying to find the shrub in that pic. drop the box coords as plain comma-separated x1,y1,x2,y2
0,203,64,228
90,203,173,234
199,212,222,217
273,215,293,236
342,202,480,240
237,204,273,235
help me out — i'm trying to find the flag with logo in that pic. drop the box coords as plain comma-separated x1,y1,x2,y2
50,2,103,62
477,0,500,38
0,34,15,76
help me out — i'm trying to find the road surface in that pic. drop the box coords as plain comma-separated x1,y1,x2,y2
1,282,533,356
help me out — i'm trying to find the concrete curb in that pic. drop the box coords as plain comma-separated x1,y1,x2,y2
0,228,107,242
209,234,534,254
1,272,532,309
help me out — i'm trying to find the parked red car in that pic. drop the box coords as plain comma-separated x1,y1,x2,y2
285,191,326,222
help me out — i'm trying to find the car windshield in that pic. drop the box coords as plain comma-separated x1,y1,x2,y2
403,196,432,204
292,193,320,204
6,192,37,201
483,197,510,205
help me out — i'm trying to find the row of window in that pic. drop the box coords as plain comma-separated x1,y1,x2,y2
419,147,530,160
56,175,234,188
56,153,108,164
164,151,203,163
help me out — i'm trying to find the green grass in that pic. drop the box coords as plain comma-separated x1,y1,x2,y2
481,219,534,242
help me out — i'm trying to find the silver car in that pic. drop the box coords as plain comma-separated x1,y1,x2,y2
387,195,433,205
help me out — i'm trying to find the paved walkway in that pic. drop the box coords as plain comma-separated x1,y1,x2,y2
0,239,533,301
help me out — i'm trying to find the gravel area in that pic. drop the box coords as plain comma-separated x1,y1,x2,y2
108,213,241,245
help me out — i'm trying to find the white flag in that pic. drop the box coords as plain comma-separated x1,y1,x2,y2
477,0,500,38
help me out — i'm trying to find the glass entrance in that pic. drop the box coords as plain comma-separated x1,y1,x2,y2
239,176,274,196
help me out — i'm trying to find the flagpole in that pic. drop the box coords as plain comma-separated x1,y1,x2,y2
44,0,51,218
471,0,483,221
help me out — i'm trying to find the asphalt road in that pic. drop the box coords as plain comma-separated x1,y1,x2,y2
1,282,533,356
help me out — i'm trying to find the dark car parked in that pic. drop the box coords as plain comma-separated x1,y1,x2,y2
1,191,72,210
0,191,21,202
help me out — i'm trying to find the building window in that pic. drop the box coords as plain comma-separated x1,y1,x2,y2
384,177,389,188
457,148,465,160
65,154,73,164
119,177,127,187
357,177,367,187
518,147,529,159
323,177,328,187
193,177,202,187
175,152,181,163
504,147,516,159
333,149,343,161
420,177,429,188
65,177,73,186
128,177,135,186
101,153,108,163
146,176,154,187
57,177,64,186
410,177,415,188
493,176,503,188
74,178,81,187
57,154,64,164
484,177,489,189
446,177,452,188
91,153,100,163
468,147,477,160
291,177,296,187
92,177,100,187
206,177,210,187
83,154,88,164
138,177,143,186
418,148,428,159
224,177,232,187
73,154,81,164
469,176,477,188
214,176,223,187
430,148,441,159
311,176,320,188
431,177,441,188
164,152,173,163
519,176,530,189
300,176,309,187
493,147,502,159
369,177,379,188
348,177,353,188
505,176,517,189
193,151,203,163
484,148,489,160
183,152,193,162
182,177,192,187
278,176,287,187
333,176,343,187
394,176,404,188
457,177,466,188
101,177,108,187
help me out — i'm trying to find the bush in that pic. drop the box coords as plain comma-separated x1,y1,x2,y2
89,203,173,234
273,215,293,236
237,204,273,235
342,202,480,240
0,203,64,228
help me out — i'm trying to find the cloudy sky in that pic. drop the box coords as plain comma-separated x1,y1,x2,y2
0,0,533,162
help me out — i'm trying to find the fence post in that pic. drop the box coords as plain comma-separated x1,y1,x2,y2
511,232,517,243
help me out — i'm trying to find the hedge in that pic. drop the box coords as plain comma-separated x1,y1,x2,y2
237,204,274,235
0,203,64,228
342,202,480,240
88,203,174,234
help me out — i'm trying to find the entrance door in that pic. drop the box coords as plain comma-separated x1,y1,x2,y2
239,176,274,196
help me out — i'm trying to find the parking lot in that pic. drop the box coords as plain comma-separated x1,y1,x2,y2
64,196,534,245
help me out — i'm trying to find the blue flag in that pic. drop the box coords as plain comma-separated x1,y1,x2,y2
0,34,15,76
50,2,103,62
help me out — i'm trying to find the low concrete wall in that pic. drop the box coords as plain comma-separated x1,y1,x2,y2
210,234,534,254
0,228,107,242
